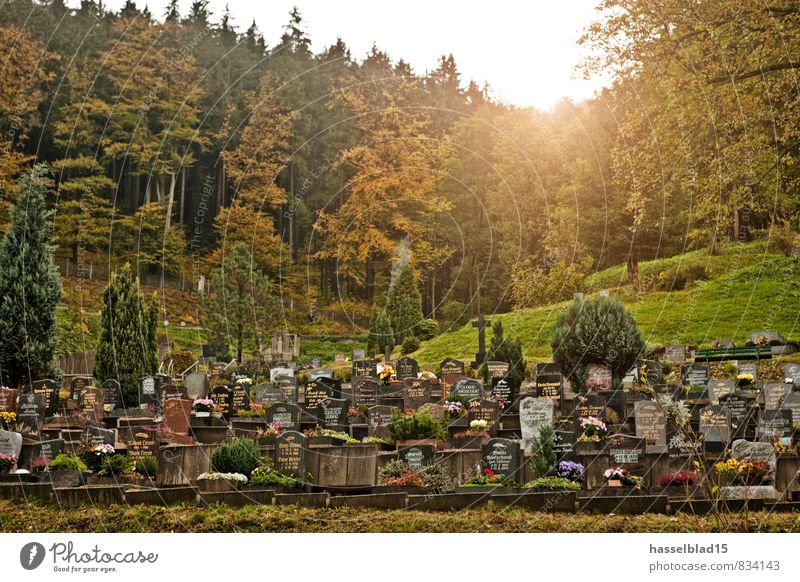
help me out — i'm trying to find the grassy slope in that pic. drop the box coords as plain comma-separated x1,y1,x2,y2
0,500,798,533
414,241,800,366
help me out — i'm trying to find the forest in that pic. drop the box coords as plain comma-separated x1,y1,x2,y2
1,0,798,330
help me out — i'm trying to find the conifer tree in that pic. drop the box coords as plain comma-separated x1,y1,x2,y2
93,264,158,406
0,164,62,387
530,423,557,475
367,309,394,357
385,264,423,345
483,320,527,390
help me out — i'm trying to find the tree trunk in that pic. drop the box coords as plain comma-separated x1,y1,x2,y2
165,172,177,229
237,333,243,364
626,254,639,286
430,274,436,319
179,166,186,225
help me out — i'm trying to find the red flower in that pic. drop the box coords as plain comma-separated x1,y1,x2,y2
484,468,495,476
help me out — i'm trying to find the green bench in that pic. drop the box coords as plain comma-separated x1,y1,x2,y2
693,346,772,362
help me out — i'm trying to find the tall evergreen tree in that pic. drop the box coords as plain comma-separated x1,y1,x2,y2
93,264,158,407
0,164,62,387
483,320,527,390
385,264,423,345
367,309,394,357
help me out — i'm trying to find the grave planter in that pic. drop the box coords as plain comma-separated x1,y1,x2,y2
198,478,243,493
574,441,600,455
396,438,447,451
194,411,210,418
371,485,429,495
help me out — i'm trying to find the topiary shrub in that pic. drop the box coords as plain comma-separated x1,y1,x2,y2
551,295,644,391
134,455,158,478
47,454,88,472
99,454,134,476
211,437,261,476
401,335,420,355
416,319,439,341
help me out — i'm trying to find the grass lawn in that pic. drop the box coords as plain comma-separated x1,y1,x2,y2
1,500,798,533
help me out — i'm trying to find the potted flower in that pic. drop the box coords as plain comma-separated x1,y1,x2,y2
604,467,643,489
0,452,16,474
193,398,215,418
458,468,517,492
714,458,771,486
379,365,396,386
197,471,248,492
256,421,282,445
0,411,16,431
576,416,606,453
736,373,755,390
348,406,368,424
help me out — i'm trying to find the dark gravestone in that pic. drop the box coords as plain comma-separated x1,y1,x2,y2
352,360,377,378
720,393,752,439
491,377,513,407
452,378,483,402
0,387,17,413
102,379,122,411
481,438,521,479
783,363,800,385
708,380,735,403
0,430,22,459
441,374,469,396
275,376,299,403
553,430,576,462
33,439,64,464
69,376,92,400
535,373,562,403
160,384,189,405
783,393,800,427
78,387,106,425
586,363,612,391
573,393,609,427
274,431,307,480
399,445,433,470
367,405,397,440
637,360,662,386
440,358,465,377
396,357,419,380
485,361,510,382
122,428,158,462
29,380,59,416
353,377,381,408
760,410,793,441
138,376,159,409
231,383,250,414
467,399,501,426
603,434,645,467
664,344,686,364
738,362,758,381
266,403,302,431
535,362,562,376
317,397,349,429
402,378,432,411
681,363,710,387
304,380,331,410
16,392,45,434
254,384,284,406
316,376,343,400
471,312,491,368
85,426,115,446
763,382,791,411
163,399,193,436
633,400,666,446
210,386,233,419
699,405,731,449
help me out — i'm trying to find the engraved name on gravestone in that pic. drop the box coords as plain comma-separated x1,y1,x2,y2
760,410,793,441
708,380,735,404
763,382,791,411
254,384,284,406
164,399,193,436
78,386,106,424
664,344,686,364
402,378,431,411
481,438,520,478
485,361,510,381
274,431,307,479
304,380,331,410
317,397,349,429
275,376,299,403
69,376,92,400
101,379,122,410
85,426,115,446
720,393,751,439
681,363,710,387
553,429,576,461
0,430,22,459
783,393,800,427
0,387,17,413
396,357,419,380
231,382,250,413
33,439,64,464
453,378,483,401
367,405,397,440
491,377,513,407
535,373,562,402
585,363,612,391
138,376,159,409
270,368,294,382
353,376,381,407
352,360,377,378
266,403,301,431
210,385,233,419
467,399,500,425
399,445,433,470
519,397,554,451
29,379,59,416
738,361,758,381
699,405,731,444
309,368,333,381
316,376,343,400
440,358,466,377
604,434,645,466
123,428,158,462
634,400,666,446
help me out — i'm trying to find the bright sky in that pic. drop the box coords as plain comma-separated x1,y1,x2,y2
89,0,607,109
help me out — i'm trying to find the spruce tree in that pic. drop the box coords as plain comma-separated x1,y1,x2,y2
385,264,423,345
367,309,394,357
93,264,158,407
0,164,62,387
530,423,557,475
483,320,527,390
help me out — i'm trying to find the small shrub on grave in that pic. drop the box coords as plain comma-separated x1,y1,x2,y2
46,454,88,472
134,455,158,478
79,444,116,474
388,410,447,441
249,459,298,488
658,471,699,487
401,335,420,355
524,476,581,490
462,468,517,487
211,437,261,476
530,424,557,477
416,319,439,341
99,454,134,477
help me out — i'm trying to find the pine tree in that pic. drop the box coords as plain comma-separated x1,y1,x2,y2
0,164,62,387
367,309,394,357
93,264,158,407
483,320,527,391
530,423,557,475
385,264,423,345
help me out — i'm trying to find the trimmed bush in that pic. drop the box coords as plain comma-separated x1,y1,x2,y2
47,454,88,472
211,437,261,476
401,335,420,355
134,455,158,478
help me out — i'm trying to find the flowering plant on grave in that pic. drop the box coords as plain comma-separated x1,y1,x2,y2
443,400,465,417
0,452,17,472
238,403,266,418
658,470,699,487
604,467,643,488
348,406,368,418
379,366,396,383
461,468,517,487
197,471,248,482
90,443,115,456
556,460,585,482
193,398,215,413
578,416,606,441
736,373,755,389
714,458,771,485
469,419,488,431
0,411,16,430
256,421,283,439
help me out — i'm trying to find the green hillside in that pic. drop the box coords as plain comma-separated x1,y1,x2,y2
414,241,800,366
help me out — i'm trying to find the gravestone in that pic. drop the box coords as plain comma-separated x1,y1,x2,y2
708,380,735,404
440,358,465,377
78,386,106,424
760,410,793,441
0,388,17,413
352,360,377,378
720,393,751,439
604,434,646,471
783,392,800,427
485,361,510,382
160,384,188,404
637,360,662,385
783,363,800,385
731,439,776,482
467,399,501,426
231,383,250,413
304,380,331,410
553,429,576,461
481,438,521,479
519,397,554,452
585,363,612,391
352,349,366,361
738,361,758,381
122,428,158,462
316,376,343,400
309,368,333,380
535,362,562,376
274,376,299,403
266,403,302,431
0,430,22,460
254,384,284,406
535,373,562,402
316,397,349,430
102,379,122,411
441,373,469,396
164,399,193,436
69,376,92,400
138,376,159,409
763,382,791,411
399,445,433,470
681,363,710,387
633,400,666,446
664,344,686,363
699,405,731,448
210,386,233,419
402,378,431,411
32,439,64,464
490,377,513,407
270,367,294,382
184,372,209,399
274,431,307,479
396,357,419,380
353,377,381,408
311,357,322,369
367,405,397,440
29,380,59,416
16,392,45,434
452,378,483,402
667,431,702,458
85,426,115,446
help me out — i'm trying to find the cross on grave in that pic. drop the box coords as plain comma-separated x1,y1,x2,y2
471,312,491,369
